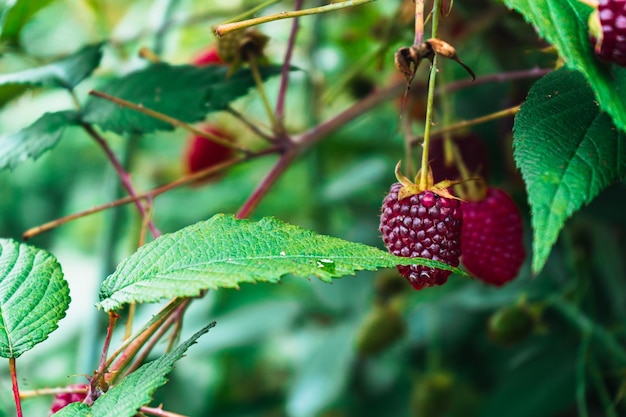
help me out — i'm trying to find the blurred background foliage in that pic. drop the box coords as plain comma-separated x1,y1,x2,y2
0,0,625,416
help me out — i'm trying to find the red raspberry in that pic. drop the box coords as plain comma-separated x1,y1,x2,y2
192,47,223,66
461,188,525,286
49,384,88,415
380,183,463,290
589,0,626,66
184,125,234,181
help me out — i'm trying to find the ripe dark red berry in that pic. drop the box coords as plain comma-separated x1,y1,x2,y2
380,183,463,290
461,188,525,286
589,0,626,67
184,125,234,181
49,384,88,415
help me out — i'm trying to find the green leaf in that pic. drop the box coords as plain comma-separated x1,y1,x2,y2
0,110,80,171
52,323,215,417
513,68,626,274
0,239,70,358
503,0,626,132
0,0,55,44
0,42,104,90
98,214,466,311
82,63,283,134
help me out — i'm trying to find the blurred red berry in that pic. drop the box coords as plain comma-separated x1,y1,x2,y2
192,47,223,66
588,0,626,67
429,133,490,184
184,125,234,181
49,384,88,415
461,188,525,286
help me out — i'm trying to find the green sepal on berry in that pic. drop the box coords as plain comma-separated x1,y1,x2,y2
394,161,460,201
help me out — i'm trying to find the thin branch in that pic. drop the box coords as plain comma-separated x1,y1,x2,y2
215,0,378,36
225,105,274,142
236,149,297,219
22,150,274,240
443,66,551,94
82,123,161,238
411,104,521,146
20,386,88,399
276,0,303,123
88,90,252,154
414,0,425,46
141,405,189,417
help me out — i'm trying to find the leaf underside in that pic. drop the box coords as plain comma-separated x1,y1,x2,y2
513,68,626,274
98,214,466,311
0,239,70,358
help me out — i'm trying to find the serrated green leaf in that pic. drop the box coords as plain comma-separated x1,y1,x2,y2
50,402,90,417
51,323,214,417
0,0,55,44
0,42,104,90
0,239,70,358
513,68,626,274
503,0,626,132
98,214,466,311
82,63,283,134
0,110,80,171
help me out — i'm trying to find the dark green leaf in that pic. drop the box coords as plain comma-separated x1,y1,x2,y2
0,239,70,358
0,42,104,90
98,214,466,311
82,63,282,134
0,110,80,171
503,0,626,132
513,68,626,274
480,340,577,417
0,0,55,44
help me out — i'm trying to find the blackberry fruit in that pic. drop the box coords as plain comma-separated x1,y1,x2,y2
380,181,463,290
461,188,525,286
589,0,626,66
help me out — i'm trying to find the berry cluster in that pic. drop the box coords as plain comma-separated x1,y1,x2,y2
379,157,526,289
589,0,626,66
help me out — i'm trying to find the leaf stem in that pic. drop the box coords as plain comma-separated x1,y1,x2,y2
81,123,161,238
9,358,23,417
105,298,186,384
275,0,303,125
226,105,274,142
418,0,442,189
214,0,377,36
88,90,251,153
247,54,279,131
411,104,521,147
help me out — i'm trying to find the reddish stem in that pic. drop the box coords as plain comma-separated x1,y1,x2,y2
82,123,161,238
276,0,303,123
9,358,23,417
237,149,297,219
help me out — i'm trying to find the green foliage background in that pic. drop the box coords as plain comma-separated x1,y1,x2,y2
0,0,625,416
